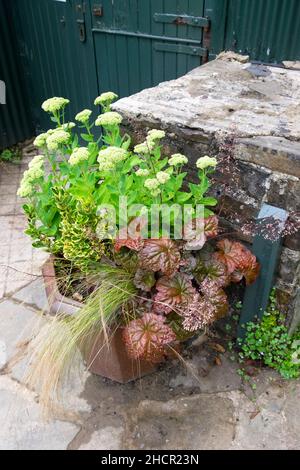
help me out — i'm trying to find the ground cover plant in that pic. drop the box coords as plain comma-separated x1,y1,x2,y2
238,290,300,380
0,146,21,162
18,93,260,405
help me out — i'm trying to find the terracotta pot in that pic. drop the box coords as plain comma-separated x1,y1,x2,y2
42,256,156,383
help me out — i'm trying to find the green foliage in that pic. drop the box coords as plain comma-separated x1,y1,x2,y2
239,290,300,379
18,92,219,265
0,146,21,162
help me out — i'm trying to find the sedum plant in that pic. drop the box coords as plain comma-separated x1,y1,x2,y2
18,92,260,401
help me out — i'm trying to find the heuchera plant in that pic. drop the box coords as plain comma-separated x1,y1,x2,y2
18,92,260,364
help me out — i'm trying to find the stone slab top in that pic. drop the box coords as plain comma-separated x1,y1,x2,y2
113,54,300,141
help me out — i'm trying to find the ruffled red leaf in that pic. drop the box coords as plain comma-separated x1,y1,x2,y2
183,216,219,250
138,238,181,277
114,216,147,253
153,273,196,315
214,239,240,274
183,218,206,251
204,215,219,239
215,239,260,285
231,250,260,285
194,258,229,288
114,236,144,253
123,312,176,363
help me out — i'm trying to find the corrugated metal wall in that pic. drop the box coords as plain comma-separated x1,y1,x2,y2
0,0,34,150
224,0,300,63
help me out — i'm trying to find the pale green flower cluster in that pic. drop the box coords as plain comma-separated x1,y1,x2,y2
168,153,188,166
42,97,70,113
134,141,154,154
33,133,48,148
144,178,161,197
94,92,118,106
135,168,149,177
156,171,171,184
196,156,217,170
69,147,90,166
144,169,171,197
28,155,44,169
61,122,76,130
98,146,127,171
147,129,165,142
134,129,165,155
46,129,70,151
95,112,122,127
75,109,92,124
144,178,160,190
17,155,44,198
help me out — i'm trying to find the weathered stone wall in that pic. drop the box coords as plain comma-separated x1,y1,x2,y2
113,54,300,326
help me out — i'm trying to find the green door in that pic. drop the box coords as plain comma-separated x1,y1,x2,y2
12,0,99,132
91,0,209,97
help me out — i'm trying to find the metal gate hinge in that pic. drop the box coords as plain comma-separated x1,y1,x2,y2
154,13,210,30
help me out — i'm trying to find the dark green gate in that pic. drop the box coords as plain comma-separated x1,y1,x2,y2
10,0,210,133
91,0,209,96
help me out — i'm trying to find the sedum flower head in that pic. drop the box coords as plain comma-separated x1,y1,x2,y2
69,147,90,165
33,133,48,148
150,188,161,197
46,128,55,136
134,141,154,154
147,129,165,141
46,129,70,151
42,97,70,113
95,112,122,127
156,171,171,184
144,178,160,191
136,168,150,177
17,180,34,198
27,166,44,180
94,92,118,106
97,146,127,171
75,109,92,123
196,156,217,170
168,153,188,166
17,156,45,198
61,122,76,130
28,155,44,169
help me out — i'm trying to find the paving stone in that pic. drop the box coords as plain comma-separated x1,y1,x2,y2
0,340,6,368
78,427,123,450
0,185,20,196
0,300,44,367
0,204,16,216
12,278,49,311
0,376,80,450
4,262,35,296
0,266,8,299
283,382,300,448
9,241,33,263
7,317,91,415
229,388,290,450
123,394,235,450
